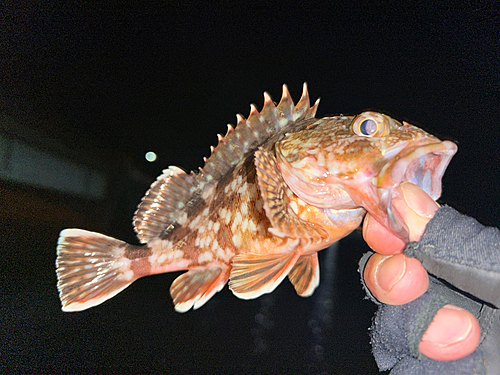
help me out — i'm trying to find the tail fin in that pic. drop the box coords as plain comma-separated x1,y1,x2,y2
56,229,137,312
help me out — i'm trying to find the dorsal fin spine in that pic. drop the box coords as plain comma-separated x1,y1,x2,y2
236,114,246,124
277,85,293,120
293,83,310,120
308,98,320,118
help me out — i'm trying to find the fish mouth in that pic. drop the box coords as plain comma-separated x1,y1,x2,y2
375,140,457,239
275,137,457,242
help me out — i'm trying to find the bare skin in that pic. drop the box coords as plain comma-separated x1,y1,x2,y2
362,182,481,361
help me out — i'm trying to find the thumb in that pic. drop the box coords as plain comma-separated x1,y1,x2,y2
394,182,440,242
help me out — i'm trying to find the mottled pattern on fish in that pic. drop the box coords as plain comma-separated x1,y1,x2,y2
56,84,457,312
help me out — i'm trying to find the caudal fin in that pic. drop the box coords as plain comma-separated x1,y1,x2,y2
56,229,137,312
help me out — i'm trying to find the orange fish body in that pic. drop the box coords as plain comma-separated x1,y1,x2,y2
56,84,456,312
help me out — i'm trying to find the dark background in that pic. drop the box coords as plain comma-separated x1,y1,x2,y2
2,2,499,374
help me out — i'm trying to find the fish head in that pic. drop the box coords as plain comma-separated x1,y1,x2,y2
275,111,457,241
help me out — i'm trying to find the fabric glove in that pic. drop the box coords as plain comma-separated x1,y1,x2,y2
359,206,500,374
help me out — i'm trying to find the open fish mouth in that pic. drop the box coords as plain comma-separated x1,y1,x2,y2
375,140,457,238
275,134,457,242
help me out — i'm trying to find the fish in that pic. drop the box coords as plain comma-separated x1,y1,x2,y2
56,84,457,313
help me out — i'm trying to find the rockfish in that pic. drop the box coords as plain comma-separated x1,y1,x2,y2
56,84,457,312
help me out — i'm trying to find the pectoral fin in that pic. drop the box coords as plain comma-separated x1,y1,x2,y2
254,148,328,244
288,253,320,297
170,267,230,313
229,239,301,299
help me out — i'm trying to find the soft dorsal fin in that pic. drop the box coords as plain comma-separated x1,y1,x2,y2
134,84,319,243
133,166,199,243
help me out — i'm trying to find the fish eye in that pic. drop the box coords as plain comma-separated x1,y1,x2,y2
359,119,377,135
352,112,388,137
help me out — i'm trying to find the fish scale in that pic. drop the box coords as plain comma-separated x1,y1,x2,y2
56,84,457,313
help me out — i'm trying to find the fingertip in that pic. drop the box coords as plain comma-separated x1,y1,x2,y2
386,256,429,304
364,253,428,305
419,304,480,361
396,182,440,242
363,214,406,255
400,182,440,220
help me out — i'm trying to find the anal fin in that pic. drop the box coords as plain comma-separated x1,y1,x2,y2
288,253,320,297
229,239,301,300
170,267,230,313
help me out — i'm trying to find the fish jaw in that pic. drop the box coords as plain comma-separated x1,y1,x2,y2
371,139,457,239
276,135,457,242
376,140,457,199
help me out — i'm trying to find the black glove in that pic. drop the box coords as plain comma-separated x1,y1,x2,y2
359,206,500,374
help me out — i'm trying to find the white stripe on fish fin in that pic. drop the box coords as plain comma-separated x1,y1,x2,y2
56,229,136,312
170,267,230,313
288,253,320,297
229,240,301,300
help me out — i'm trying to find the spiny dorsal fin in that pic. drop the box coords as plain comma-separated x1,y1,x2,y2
201,83,319,186
133,166,199,243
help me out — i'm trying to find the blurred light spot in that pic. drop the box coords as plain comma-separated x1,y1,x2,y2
145,151,157,162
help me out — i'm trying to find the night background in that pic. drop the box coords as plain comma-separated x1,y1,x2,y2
1,2,499,374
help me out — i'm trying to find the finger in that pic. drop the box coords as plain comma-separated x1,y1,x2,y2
363,213,406,254
392,182,440,242
419,304,481,361
362,182,439,254
363,252,429,305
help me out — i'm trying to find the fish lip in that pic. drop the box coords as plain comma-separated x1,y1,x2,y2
375,140,458,238
376,140,457,197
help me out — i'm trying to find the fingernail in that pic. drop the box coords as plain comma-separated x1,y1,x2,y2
421,305,472,346
400,182,439,219
375,254,406,292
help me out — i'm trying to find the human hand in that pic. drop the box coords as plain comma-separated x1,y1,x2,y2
362,182,480,361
